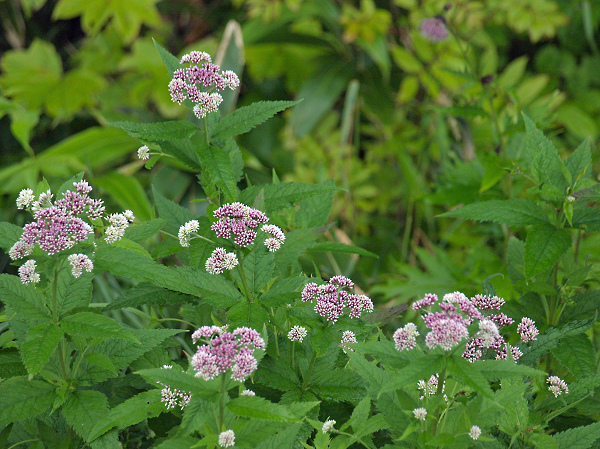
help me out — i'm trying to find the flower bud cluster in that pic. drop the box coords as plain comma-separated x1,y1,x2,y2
301,275,374,323
393,323,419,350
18,260,40,284
287,325,308,342
547,376,568,397
421,17,448,42
340,330,357,354
67,254,94,278
168,51,240,119
10,181,104,258
191,326,265,382
218,429,235,448
158,365,191,410
517,317,539,343
205,248,239,275
104,211,134,244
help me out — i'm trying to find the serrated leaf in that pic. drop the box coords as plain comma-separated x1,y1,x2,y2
0,222,23,252
0,349,27,377
551,335,596,378
240,245,274,294
259,276,307,307
136,368,217,399
0,378,55,425
355,414,388,439
61,312,138,342
152,186,198,236
178,396,213,436
524,225,571,279
448,355,493,399
84,352,117,374
308,368,366,402
212,100,302,140
62,390,110,442
227,396,298,421
94,172,152,221
124,218,166,241
159,139,202,170
57,171,84,197
553,421,600,449
274,228,321,275
198,145,238,202
90,429,120,449
105,283,198,310
474,360,545,381
565,138,592,185
254,356,299,391
88,390,165,441
110,120,199,141
519,315,596,365
342,395,371,431
438,199,549,226
227,300,270,330
309,242,378,258
379,354,445,396
20,322,63,374
153,39,183,77
0,273,51,325
56,267,93,316
239,182,340,214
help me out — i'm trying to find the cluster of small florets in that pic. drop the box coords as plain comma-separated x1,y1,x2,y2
417,374,447,401
421,17,448,42
517,317,539,343
158,365,192,410
469,425,482,440
322,419,336,434
218,429,235,448
67,254,94,278
137,145,150,161
18,260,40,284
168,51,240,119
340,330,357,354
205,248,239,275
287,325,308,343
210,202,285,251
104,211,134,244
393,323,419,350
9,182,105,258
240,389,255,396
547,376,568,397
301,275,374,323
191,326,265,382
413,407,427,421
178,220,200,247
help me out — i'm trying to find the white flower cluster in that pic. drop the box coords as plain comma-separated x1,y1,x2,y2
178,220,200,247
261,224,286,252
287,325,308,343
105,211,134,244
413,407,427,421
18,259,40,284
67,254,94,278
322,419,336,434
16,189,35,209
137,145,150,161
218,430,235,448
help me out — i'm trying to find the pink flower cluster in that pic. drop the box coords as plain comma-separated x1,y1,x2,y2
547,376,568,397
210,202,285,251
10,181,104,258
301,275,374,323
340,330,357,354
205,248,239,275
517,317,539,343
191,326,265,382
421,17,448,42
168,51,239,119
67,253,94,278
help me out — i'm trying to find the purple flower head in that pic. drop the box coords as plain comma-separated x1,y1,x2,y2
517,317,539,343
421,17,448,42
205,248,239,275
168,50,239,119
19,259,40,284
191,326,264,382
67,253,93,278
288,325,308,342
301,276,373,323
393,323,419,351
340,330,357,354
471,294,505,310
413,293,438,310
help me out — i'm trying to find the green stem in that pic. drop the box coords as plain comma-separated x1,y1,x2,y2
52,264,69,382
203,117,210,147
291,341,296,371
545,393,590,423
219,373,227,431
7,439,40,449
336,431,373,449
236,252,254,303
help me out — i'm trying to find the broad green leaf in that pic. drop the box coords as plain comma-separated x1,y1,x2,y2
308,368,366,402
259,276,307,307
227,300,270,330
309,242,378,258
124,218,166,241
152,186,198,235
355,414,388,439
0,378,55,425
110,120,199,141
88,390,165,441
198,145,238,202
438,199,549,226
57,172,84,197
62,390,110,442
342,395,371,431
212,100,302,140
239,245,274,294
21,322,63,374
227,396,298,422
53,0,161,43
524,225,571,279
0,222,22,252
379,354,445,395
84,353,117,374
551,334,596,378
0,349,27,377
254,356,299,391
519,315,596,365
158,139,202,170
0,273,50,325
553,421,600,449
105,283,198,310
474,360,545,381
136,368,218,399
254,423,304,449
565,138,592,184
56,268,93,316
448,355,493,399
273,228,321,275
61,312,138,342
94,172,152,221
239,182,340,214
153,38,183,77
90,429,119,449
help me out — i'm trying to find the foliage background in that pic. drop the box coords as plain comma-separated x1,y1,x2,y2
1,0,600,357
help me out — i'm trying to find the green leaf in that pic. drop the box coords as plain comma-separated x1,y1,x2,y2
474,360,545,381
240,245,274,294
105,283,198,310
254,423,305,449
239,182,340,214
438,199,549,226
379,354,445,396
152,186,197,236
342,395,371,431
198,145,238,202
355,414,388,439
524,225,571,279
110,120,199,141
90,430,120,449
53,0,161,43
0,378,55,425
259,276,307,307
519,315,596,365
273,228,321,275
0,349,27,377
0,222,22,252
159,139,202,171
553,421,600,449
153,39,183,77
227,396,298,422
565,138,592,184
94,172,152,222
88,390,165,441
309,368,366,402
212,100,302,140
62,390,110,442
448,355,493,399
551,334,596,378
20,322,63,374
124,218,166,241
84,352,117,374
227,300,270,330
56,267,93,316
61,312,138,342
135,368,217,399
309,242,378,258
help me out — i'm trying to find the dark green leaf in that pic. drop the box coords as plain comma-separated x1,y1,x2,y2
239,182,340,214
553,421,600,449
153,39,183,77
105,283,198,310
62,390,110,442
0,222,22,252
198,145,238,202
227,396,298,421
21,322,63,374
309,242,378,258
124,218,166,241
0,378,55,425
524,225,571,279
61,312,138,342
110,120,199,141
152,186,198,236
438,199,549,226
